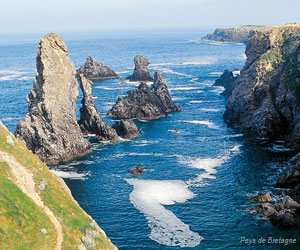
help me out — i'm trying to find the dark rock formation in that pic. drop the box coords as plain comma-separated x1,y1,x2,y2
77,56,119,80
276,153,300,189
128,164,145,176
78,74,119,143
107,71,182,120
251,197,300,229
112,120,139,139
250,192,272,203
214,70,237,96
15,33,91,164
223,24,300,147
202,25,264,44
126,55,154,82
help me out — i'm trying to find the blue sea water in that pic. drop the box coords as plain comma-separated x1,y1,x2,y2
0,29,299,249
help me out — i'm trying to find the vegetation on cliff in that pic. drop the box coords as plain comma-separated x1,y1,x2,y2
0,121,117,250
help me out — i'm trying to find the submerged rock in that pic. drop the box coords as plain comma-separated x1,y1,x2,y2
107,71,182,120
78,74,119,143
214,70,237,96
112,120,139,139
15,33,91,164
77,56,119,80
128,164,145,176
126,55,154,82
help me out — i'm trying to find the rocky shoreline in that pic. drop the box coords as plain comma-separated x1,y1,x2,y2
220,23,300,229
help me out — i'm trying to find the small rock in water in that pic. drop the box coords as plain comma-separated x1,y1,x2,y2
129,164,145,176
250,192,272,203
41,228,47,235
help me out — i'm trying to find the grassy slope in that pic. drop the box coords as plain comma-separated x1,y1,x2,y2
0,122,117,250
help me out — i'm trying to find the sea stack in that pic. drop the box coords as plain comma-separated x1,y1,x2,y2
214,70,237,96
78,74,119,143
15,33,91,164
127,55,154,82
107,71,182,120
77,56,119,80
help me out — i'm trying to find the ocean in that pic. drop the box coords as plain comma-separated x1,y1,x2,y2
0,29,298,249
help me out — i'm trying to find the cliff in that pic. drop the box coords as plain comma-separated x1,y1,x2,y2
202,25,265,44
0,121,117,250
224,23,300,148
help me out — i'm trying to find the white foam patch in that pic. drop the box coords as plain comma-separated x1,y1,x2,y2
189,100,204,104
0,69,35,81
200,108,221,112
94,86,125,90
209,71,223,76
0,117,22,121
189,77,199,83
50,170,90,180
115,152,164,158
208,41,229,46
120,80,153,87
182,120,219,129
116,70,130,74
126,179,202,247
211,86,225,94
151,67,193,78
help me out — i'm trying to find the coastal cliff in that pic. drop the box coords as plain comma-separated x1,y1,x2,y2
202,25,264,44
0,121,117,250
224,23,300,148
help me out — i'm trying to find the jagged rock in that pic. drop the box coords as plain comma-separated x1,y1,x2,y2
202,25,264,44
77,56,119,80
112,120,139,139
251,203,277,218
270,209,297,229
274,197,300,212
223,24,300,147
276,153,300,188
15,33,91,164
78,74,119,143
126,55,154,82
107,71,182,120
214,70,237,96
128,164,145,176
250,192,272,203
289,184,300,204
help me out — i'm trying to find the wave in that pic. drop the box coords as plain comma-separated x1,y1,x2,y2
134,140,160,147
189,77,199,83
152,57,217,66
151,67,193,78
0,69,35,81
200,108,221,112
116,70,130,74
189,100,204,104
94,86,126,90
112,152,164,158
209,71,223,76
50,169,90,180
120,79,153,87
0,117,22,121
125,179,203,247
182,120,219,129
169,86,200,91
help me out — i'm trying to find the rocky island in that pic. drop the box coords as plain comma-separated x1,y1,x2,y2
15,33,91,164
78,56,119,80
202,25,265,44
214,69,238,96
107,71,182,119
126,55,154,82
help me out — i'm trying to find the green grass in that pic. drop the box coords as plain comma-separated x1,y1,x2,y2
0,124,116,250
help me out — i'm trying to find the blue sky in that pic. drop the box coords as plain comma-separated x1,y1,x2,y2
1,0,300,33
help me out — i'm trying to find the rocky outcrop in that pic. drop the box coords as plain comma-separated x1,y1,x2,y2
214,70,237,96
250,192,272,203
77,56,119,80
112,120,139,139
15,33,91,164
202,25,264,44
223,24,300,148
107,71,182,119
78,74,119,143
126,55,154,82
128,164,145,176
251,196,300,229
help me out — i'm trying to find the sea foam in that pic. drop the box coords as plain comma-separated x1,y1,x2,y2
126,179,203,247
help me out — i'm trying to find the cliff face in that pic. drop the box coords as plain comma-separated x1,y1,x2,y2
202,25,264,44
224,24,300,148
15,33,91,164
0,121,117,250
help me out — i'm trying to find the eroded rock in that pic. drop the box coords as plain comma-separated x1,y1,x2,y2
127,55,154,82
112,120,139,139
15,33,91,164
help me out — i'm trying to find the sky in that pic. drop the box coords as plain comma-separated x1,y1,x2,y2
1,0,300,34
